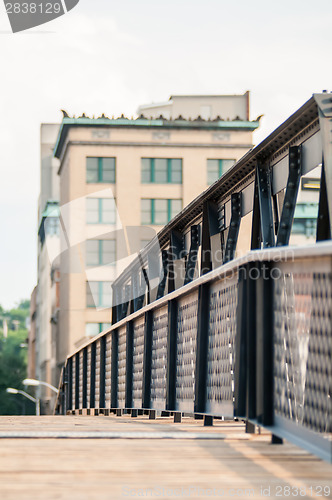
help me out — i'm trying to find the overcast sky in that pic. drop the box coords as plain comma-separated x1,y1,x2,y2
0,0,331,309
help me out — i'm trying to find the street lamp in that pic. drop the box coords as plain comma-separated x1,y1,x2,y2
23,378,59,394
6,388,40,416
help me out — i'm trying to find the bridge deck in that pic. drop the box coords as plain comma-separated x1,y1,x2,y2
0,416,331,499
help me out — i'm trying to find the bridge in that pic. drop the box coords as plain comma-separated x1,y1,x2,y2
5,93,331,498
53,94,331,462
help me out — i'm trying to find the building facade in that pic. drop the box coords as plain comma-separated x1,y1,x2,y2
35,124,60,412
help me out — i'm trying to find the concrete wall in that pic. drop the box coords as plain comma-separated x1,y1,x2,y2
138,93,249,121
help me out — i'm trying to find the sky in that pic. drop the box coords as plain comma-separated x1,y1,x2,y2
0,0,331,309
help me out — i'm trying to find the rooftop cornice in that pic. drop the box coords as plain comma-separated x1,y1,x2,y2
54,113,260,159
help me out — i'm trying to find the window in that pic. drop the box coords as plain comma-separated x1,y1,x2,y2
86,240,116,266
301,177,320,191
86,198,116,224
86,281,113,308
141,158,182,183
207,159,235,185
85,323,111,337
86,157,116,183
292,220,316,237
292,203,319,238
141,199,182,225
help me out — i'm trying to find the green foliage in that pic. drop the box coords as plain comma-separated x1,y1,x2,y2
17,299,30,310
0,300,34,415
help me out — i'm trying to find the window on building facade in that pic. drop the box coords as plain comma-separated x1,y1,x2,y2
141,158,182,183
86,281,113,308
141,199,182,225
301,177,320,191
85,323,112,337
292,202,319,238
86,198,116,224
207,159,235,185
86,240,116,266
86,157,116,183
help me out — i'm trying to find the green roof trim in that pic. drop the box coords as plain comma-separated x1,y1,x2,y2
54,116,259,158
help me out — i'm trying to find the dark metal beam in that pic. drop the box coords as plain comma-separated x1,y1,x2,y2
184,225,200,285
317,161,331,241
201,201,219,274
257,164,275,248
142,311,153,409
194,283,210,414
111,331,118,409
75,352,79,410
166,300,178,411
276,146,302,246
256,262,274,426
223,193,242,264
136,270,147,310
99,337,106,408
82,348,87,409
251,174,261,250
120,285,131,320
314,94,332,236
168,230,184,293
156,250,169,300
234,266,247,417
67,358,73,413
125,322,134,409
246,263,257,421
90,343,96,409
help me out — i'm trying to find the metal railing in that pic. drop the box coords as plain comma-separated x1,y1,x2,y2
55,243,332,463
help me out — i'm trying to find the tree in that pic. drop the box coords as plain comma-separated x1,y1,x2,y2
0,300,34,415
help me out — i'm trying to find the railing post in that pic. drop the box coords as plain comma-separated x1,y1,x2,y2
75,352,79,411
246,262,257,424
234,266,247,418
194,283,210,414
111,330,118,409
125,322,134,409
90,343,96,409
142,311,153,409
82,348,87,409
99,336,106,409
67,358,73,414
256,261,274,426
166,299,178,411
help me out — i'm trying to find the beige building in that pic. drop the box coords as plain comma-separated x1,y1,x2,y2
35,124,61,411
51,93,259,371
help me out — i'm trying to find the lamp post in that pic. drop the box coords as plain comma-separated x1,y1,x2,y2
23,378,59,394
6,388,40,416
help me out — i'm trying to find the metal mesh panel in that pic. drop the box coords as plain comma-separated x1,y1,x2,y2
72,356,75,410
105,334,112,409
151,306,168,410
118,326,127,408
206,274,238,416
79,351,83,409
274,259,332,436
87,346,91,409
95,341,100,409
132,316,145,409
176,291,199,412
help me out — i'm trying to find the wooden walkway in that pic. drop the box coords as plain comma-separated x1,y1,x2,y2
0,416,331,499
